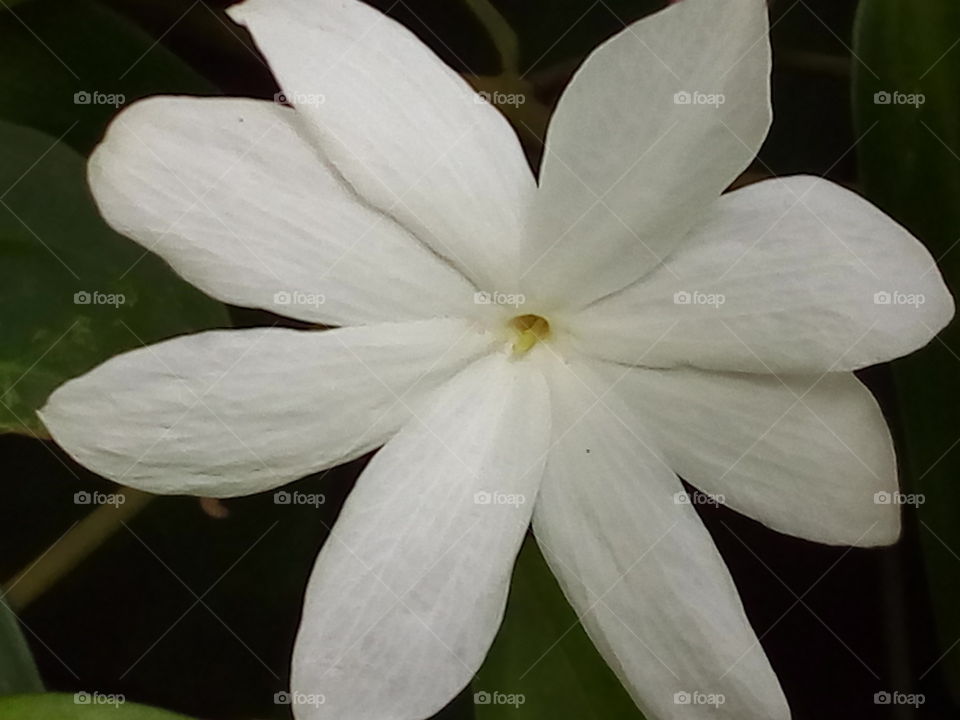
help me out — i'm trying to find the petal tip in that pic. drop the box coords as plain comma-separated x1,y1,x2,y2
831,500,902,548
35,388,66,441
225,0,253,25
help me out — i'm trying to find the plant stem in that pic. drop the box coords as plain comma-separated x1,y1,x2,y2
464,0,520,75
2,488,154,611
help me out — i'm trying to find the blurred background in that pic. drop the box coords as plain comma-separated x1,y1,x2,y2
1,0,959,718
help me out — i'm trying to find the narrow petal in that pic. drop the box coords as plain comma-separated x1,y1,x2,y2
228,0,535,292
567,176,954,372
39,319,494,497
291,353,550,720
532,357,789,720
89,96,477,326
521,0,771,310
598,362,899,546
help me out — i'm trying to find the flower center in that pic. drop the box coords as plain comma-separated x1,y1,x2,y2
509,314,550,355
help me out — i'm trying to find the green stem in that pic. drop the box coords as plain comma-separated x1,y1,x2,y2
2,488,154,611
465,0,520,75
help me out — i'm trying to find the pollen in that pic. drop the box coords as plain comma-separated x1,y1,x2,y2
509,314,551,355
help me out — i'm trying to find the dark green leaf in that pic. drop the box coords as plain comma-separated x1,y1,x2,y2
0,120,230,436
853,0,960,701
0,599,43,695
0,0,215,154
0,694,194,720
474,537,645,719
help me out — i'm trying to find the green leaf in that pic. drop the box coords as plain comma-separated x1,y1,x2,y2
853,0,960,702
474,537,645,719
0,120,230,436
0,599,43,695
0,0,215,155
0,694,194,720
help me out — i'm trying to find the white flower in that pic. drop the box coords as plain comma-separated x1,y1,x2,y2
39,0,953,718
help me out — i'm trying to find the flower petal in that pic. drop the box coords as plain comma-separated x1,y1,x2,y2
532,357,789,720
228,0,535,292
521,0,771,310
598,362,899,546
39,319,494,497
566,176,955,372
291,353,550,720
89,96,477,326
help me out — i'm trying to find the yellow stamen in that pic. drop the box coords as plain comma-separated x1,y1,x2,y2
510,314,550,355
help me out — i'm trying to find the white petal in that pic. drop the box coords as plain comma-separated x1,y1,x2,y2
228,0,535,293
567,176,955,372
89,96,478,326
598,362,899,546
291,353,550,720
39,319,494,497
532,357,789,720
521,0,771,310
